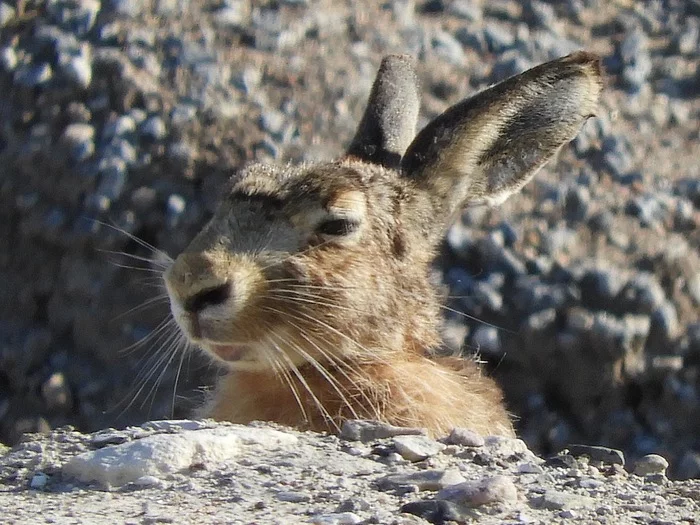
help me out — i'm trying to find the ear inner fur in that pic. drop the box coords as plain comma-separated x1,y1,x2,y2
401,51,603,220
346,54,420,168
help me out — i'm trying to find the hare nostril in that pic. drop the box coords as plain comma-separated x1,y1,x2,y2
184,283,231,313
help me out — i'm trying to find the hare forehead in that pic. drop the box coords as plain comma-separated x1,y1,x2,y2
230,160,404,217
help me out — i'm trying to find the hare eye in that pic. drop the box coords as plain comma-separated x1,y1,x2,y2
317,218,360,236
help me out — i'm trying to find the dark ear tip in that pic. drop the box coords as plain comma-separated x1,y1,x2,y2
563,50,604,82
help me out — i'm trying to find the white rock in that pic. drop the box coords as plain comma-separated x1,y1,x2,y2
447,428,485,447
311,512,363,525
633,454,669,476
438,475,518,507
393,435,446,462
63,425,297,487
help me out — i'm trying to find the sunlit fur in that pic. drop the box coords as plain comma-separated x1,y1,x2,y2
161,52,602,437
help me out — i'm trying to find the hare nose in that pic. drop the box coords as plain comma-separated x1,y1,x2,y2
184,283,231,313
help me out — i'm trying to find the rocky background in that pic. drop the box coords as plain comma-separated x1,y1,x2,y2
0,0,698,479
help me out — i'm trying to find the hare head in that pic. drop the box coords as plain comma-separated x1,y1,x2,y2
164,52,602,388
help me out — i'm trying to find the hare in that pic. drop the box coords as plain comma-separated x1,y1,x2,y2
163,52,602,438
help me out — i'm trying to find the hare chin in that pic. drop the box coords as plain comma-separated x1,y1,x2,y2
200,342,268,371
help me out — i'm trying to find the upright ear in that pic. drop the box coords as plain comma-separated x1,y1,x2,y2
401,51,603,220
346,54,420,169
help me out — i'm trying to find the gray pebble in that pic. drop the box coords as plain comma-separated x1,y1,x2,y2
60,123,95,162
447,0,481,21
447,428,485,447
276,490,310,503
339,419,426,442
378,469,466,492
0,2,15,27
536,489,596,511
617,273,666,314
214,4,248,28
310,512,362,525
47,0,100,35
675,20,699,55
103,115,137,141
619,27,652,91
633,454,669,477
431,31,465,66
41,372,72,411
96,158,128,200
483,25,515,53
0,46,17,71
110,0,145,17
393,435,446,462
438,475,518,507
567,444,625,466
649,301,680,342
140,116,167,140
400,500,463,523
14,63,53,87
60,47,92,88
564,186,591,222
471,325,501,357
579,268,625,311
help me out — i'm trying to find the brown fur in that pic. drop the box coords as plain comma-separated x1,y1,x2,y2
163,52,602,438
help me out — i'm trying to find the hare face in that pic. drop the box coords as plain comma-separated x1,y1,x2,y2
164,159,440,370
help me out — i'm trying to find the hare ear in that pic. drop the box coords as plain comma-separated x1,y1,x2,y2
346,55,420,169
401,51,602,219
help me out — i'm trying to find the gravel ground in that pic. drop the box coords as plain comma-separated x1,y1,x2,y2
1,420,699,524
0,0,699,485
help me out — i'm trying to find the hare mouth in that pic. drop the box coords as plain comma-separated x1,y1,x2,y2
205,343,251,362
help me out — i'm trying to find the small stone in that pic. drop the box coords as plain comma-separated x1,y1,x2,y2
14,63,53,87
310,512,362,525
378,469,466,492
61,123,95,162
0,46,17,71
339,419,426,442
393,435,446,462
30,472,49,489
517,462,544,475
431,31,465,66
166,194,187,227
400,500,463,523
90,431,130,447
438,475,518,507
59,45,92,88
140,116,167,140
276,490,310,503
633,454,669,477
41,372,72,411
567,445,625,466
483,25,515,53
446,428,485,447
448,0,481,21
537,490,596,511
140,420,211,432
133,475,164,487
0,2,15,27
619,27,652,91
111,0,144,17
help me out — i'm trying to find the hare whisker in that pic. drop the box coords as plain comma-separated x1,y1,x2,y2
93,220,173,262
111,294,170,322
261,335,311,424
267,331,339,430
